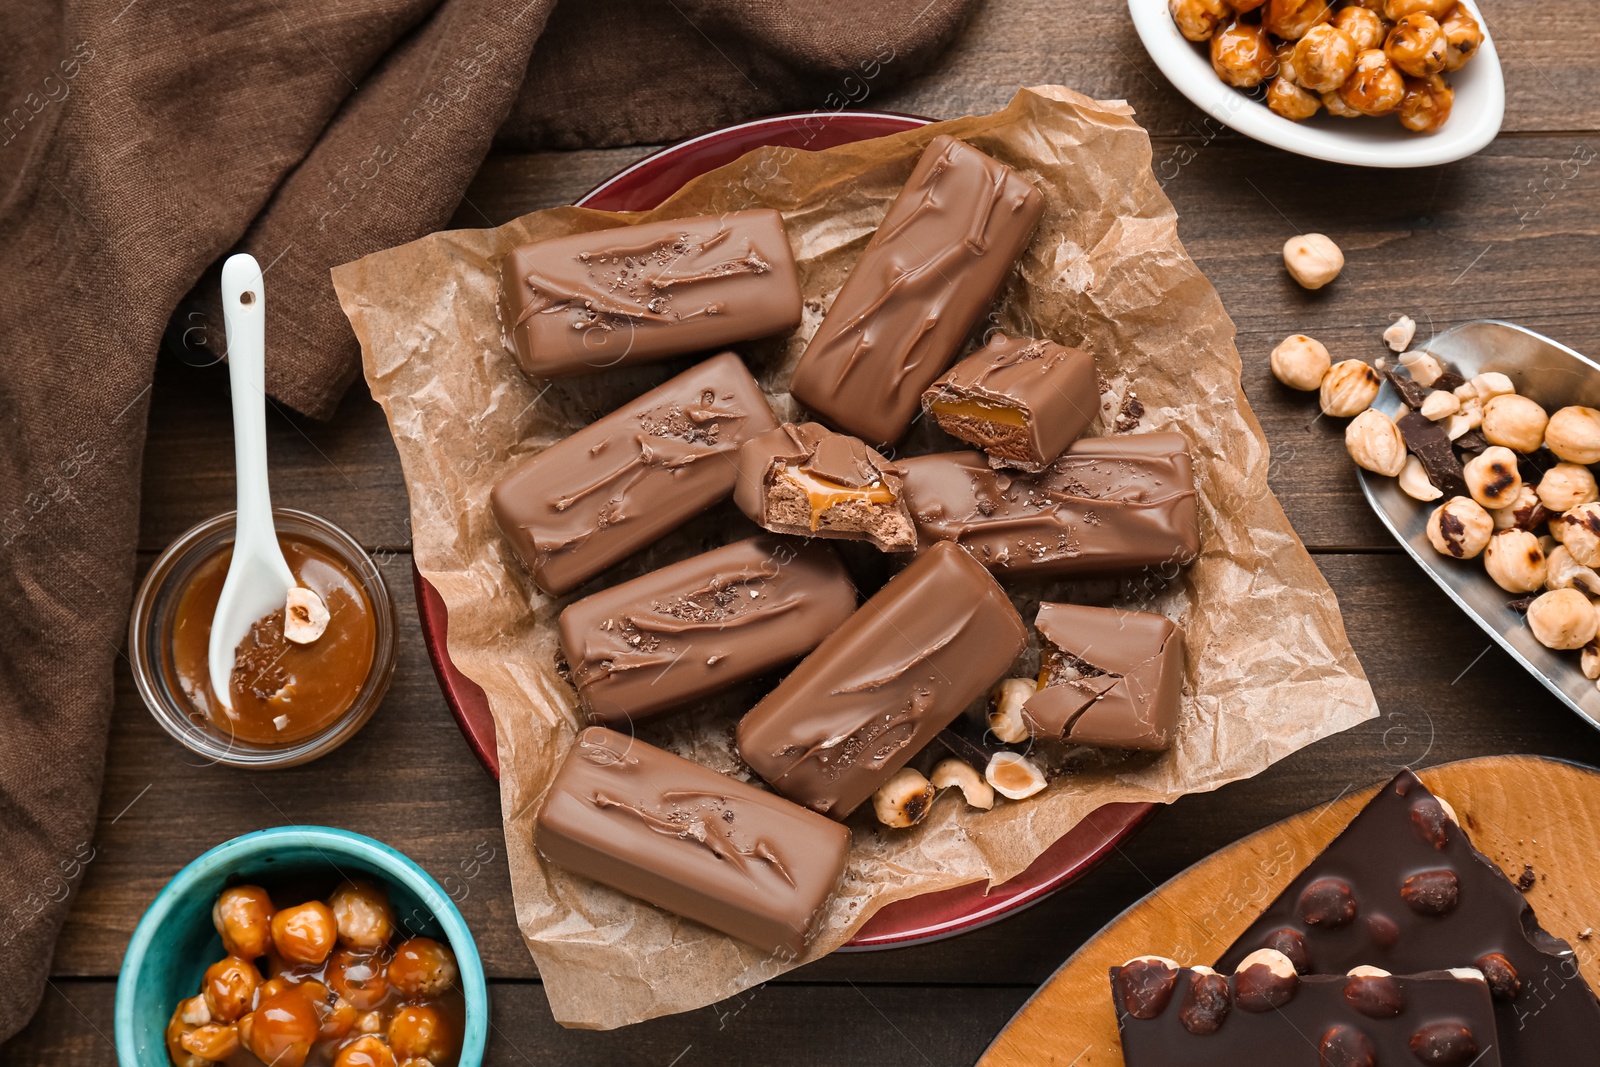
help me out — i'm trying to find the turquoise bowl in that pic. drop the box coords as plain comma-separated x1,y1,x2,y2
114,826,487,1066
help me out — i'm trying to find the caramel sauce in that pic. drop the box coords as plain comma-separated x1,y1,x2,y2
170,538,375,745
929,395,1029,428
776,466,897,530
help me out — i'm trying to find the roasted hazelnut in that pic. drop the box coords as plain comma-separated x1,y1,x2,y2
180,1023,241,1060
1170,0,1231,41
930,757,995,810
1401,868,1460,915
1344,972,1406,1017
1321,359,1378,416
328,881,394,951
1285,233,1345,289
1262,927,1313,972
1469,371,1515,401
1345,409,1407,476
1462,446,1521,509
1426,496,1492,559
325,947,391,1011
1400,349,1445,387
1475,952,1522,1001
390,1004,457,1062
1299,877,1358,927
1547,545,1600,596
1178,970,1233,1034
1211,19,1278,87
1399,73,1454,132
1539,463,1599,512
1526,588,1598,650
1234,948,1300,1011
1409,1021,1479,1065
1116,956,1180,1018
270,901,338,965
1483,529,1546,593
1410,794,1454,848
1386,13,1448,76
1558,502,1600,567
238,987,320,1067
333,1035,398,1067
1544,406,1600,463
1267,75,1323,120
166,998,212,1067
1293,23,1359,91
213,885,275,960
1320,1023,1378,1067
1383,314,1417,352
986,750,1048,800
987,676,1034,743
1419,390,1458,422
1264,0,1334,40
1332,4,1387,50
1274,39,1301,83
1271,334,1331,390
1398,455,1442,502
1340,48,1407,115
1322,88,1365,117
388,937,459,1001
202,955,261,1023
1440,2,1483,70
1367,913,1401,948
872,766,936,828
295,978,356,1041
1384,0,1452,17
1481,393,1547,452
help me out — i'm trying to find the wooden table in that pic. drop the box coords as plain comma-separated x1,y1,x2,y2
11,0,1600,1062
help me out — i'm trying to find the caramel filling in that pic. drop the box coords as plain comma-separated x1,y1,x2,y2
777,466,897,530
929,395,1028,428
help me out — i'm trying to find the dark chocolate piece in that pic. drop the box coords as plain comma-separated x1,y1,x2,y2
1111,959,1501,1066
1454,428,1489,454
1022,602,1185,751
1384,367,1433,410
897,433,1200,580
490,352,779,595
1516,446,1560,485
559,536,858,727
500,210,802,378
535,726,851,956
1397,411,1469,501
736,541,1027,817
789,135,1044,445
732,423,916,552
1432,370,1469,394
920,333,1099,471
1219,770,1600,1065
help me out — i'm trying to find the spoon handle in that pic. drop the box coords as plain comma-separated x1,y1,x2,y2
220,254,284,568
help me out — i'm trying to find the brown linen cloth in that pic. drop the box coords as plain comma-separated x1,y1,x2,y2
0,0,972,1040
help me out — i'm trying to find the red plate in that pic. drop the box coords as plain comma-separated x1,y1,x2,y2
415,111,1156,949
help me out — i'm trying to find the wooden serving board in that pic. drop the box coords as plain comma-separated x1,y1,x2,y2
977,755,1600,1067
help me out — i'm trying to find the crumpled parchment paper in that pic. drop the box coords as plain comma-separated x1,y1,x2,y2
333,85,1378,1030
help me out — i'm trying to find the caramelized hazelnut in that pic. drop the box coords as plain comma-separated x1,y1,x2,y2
271,901,338,965
1170,0,1231,41
1332,5,1387,51
166,999,211,1067
1440,3,1483,70
202,955,261,1023
1268,76,1323,121
390,1004,458,1062
329,881,396,950
1383,0,1452,17
1339,49,1407,116
1322,88,1365,117
333,1034,400,1067
1211,19,1278,88
239,987,321,1067
327,947,393,1011
1264,0,1333,40
387,937,460,1000
1293,23,1359,92
1386,13,1448,77
1399,74,1454,132
212,885,275,960
180,1023,241,1060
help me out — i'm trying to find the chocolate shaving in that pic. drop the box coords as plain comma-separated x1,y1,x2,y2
1397,411,1468,501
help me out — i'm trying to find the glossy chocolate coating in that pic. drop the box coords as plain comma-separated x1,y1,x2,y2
736,541,1027,817
897,433,1200,580
559,536,858,727
1220,770,1600,1065
490,352,778,595
733,423,916,552
1023,602,1184,751
789,135,1044,445
921,333,1099,471
500,210,802,378
536,727,851,956
1111,963,1501,1066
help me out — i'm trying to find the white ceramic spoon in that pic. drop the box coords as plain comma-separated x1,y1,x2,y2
208,253,295,710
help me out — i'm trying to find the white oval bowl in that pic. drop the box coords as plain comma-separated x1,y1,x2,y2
1128,0,1504,168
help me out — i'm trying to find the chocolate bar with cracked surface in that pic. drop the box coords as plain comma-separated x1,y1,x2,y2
736,541,1027,818
490,352,778,596
897,433,1200,580
500,209,802,378
1023,602,1184,751
536,726,851,956
789,135,1044,445
559,536,857,728
921,333,1099,471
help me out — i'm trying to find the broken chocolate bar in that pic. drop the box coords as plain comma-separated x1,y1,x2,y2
1219,769,1600,1065
789,135,1044,445
1112,954,1501,1066
1023,603,1185,751
559,536,858,727
897,433,1200,580
732,422,916,552
536,727,850,955
736,541,1028,817
921,333,1098,471
490,352,778,595
500,210,802,378
1397,410,1469,501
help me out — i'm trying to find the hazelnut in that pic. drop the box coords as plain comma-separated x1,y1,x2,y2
1339,49,1407,116
1320,1024,1378,1067
987,676,1035,743
1267,75,1323,121
1441,2,1483,70
1332,5,1387,51
1386,13,1447,76
1462,446,1521,509
1115,957,1180,1019
1558,502,1600,567
1298,877,1358,927
930,757,995,810
283,587,330,644
1539,463,1599,513
180,1024,241,1061
1469,372,1515,401
212,885,275,960
1400,349,1444,387
1321,359,1380,417
1409,794,1454,848
1420,389,1459,420
1264,0,1333,40
328,881,395,950
1384,0,1452,17
1426,496,1492,559
1480,393,1548,452
872,767,936,828
203,957,260,1023
1483,529,1546,594
1544,406,1600,464
1398,455,1442,501
1273,39,1301,83
1409,1022,1479,1064
1383,314,1417,352
1211,19,1278,87
1235,948,1300,1011
332,1036,396,1067
1271,334,1331,390
1344,972,1406,1018
1284,233,1344,289
387,937,458,1000
986,751,1048,800
1489,484,1544,532
1526,588,1598,650
1170,0,1231,41
271,901,337,965
1178,971,1233,1034
1475,952,1521,1001
1262,927,1313,972
1401,868,1460,915
179,994,211,1027
1322,88,1365,118
1345,409,1407,476
1546,546,1600,597
1293,23,1358,92
1399,73,1454,133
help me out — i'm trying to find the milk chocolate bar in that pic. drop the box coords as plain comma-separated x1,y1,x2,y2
536,727,850,956
898,433,1200,580
789,135,1044,445
736,541,1027,817
1219,769,1600,1065
733,423,916,552
921,333,1098,471
1023,603,1184,751
500,210,802,378
1112,954,1501,1066
559,536,857,727
490,352,778,595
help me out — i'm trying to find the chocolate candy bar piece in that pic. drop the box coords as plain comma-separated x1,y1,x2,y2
737,541,1027,817
1397,410,1469,501
898,433,1200,580
491,352,778,595
921,333,1098,471
789,135,1044,445
559,536,858,727
536,727,850,956
1219,769,1600,1065
1112,954,1501,1066
733,423,916,552
500,210,802,378
1023,603,1184,751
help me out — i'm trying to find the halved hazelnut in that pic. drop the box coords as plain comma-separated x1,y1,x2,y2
284,587,331,644
1384,315,1416,352
987,677,1035,744
930,758,995,810
872,767,936,828
985,751,1047,800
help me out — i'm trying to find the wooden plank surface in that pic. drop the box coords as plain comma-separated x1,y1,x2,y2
15,0,1600,1063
